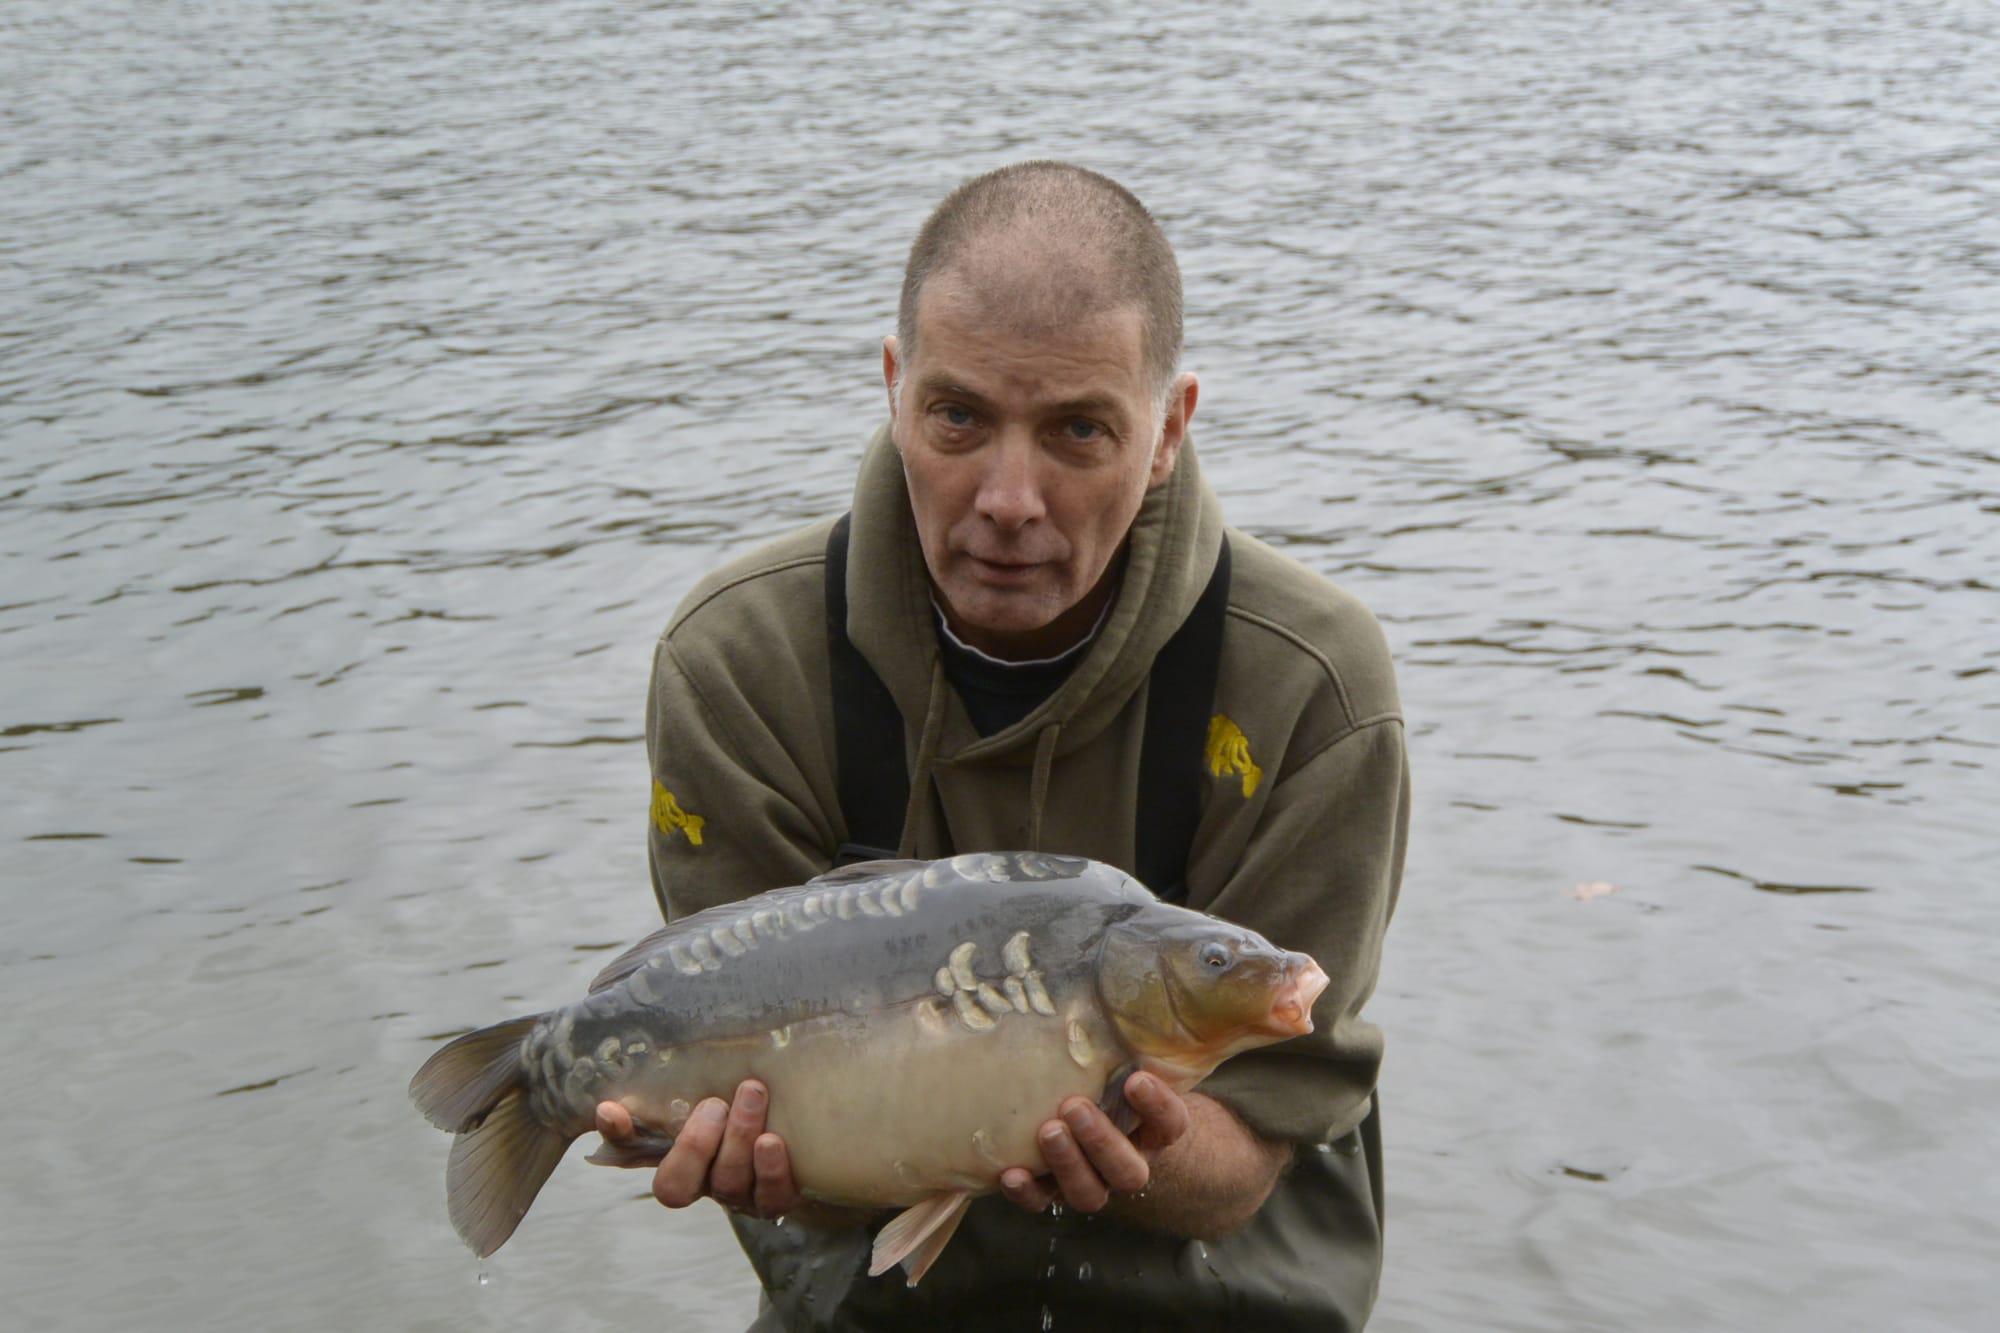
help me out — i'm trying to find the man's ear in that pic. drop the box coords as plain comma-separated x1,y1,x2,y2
1149,372,1200,487
882,336,901,421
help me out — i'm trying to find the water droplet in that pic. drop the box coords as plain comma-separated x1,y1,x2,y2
1040,1306,1054,1331
1077,1262,1092,1281
1048,1201,1064,1219
1045,1264,1056,1278
476,1265,489,1288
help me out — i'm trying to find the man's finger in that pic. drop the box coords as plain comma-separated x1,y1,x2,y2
1123,1073,1192,1151
1038,1118,1112,1213
596,1100,634,1142
654,1098,727,1208
587,1099,671,1170
999,1166,1058,1214
1060,1099,1151,1195
751,1132,798,1218
708,1080,769,1206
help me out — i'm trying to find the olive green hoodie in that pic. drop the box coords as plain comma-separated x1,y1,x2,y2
647,425,1408,1331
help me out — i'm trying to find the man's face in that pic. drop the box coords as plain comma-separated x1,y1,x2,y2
885,275,1197,661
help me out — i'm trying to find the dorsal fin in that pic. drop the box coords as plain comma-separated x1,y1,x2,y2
805,859,930,888
591,863,928,993
587,924,679,993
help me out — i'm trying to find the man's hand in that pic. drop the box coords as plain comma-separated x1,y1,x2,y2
996,1070,1190,1214
593,1079,801,1219
997,1072,1290,1237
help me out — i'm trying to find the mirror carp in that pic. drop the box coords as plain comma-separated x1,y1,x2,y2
409,852,1328,1284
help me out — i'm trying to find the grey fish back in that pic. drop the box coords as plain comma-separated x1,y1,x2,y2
580,852,1153,1046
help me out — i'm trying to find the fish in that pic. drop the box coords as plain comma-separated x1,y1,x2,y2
408,851,1329,1284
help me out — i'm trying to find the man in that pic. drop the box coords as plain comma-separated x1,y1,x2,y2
600,161,1408,1330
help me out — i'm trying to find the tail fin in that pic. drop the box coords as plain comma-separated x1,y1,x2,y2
446,1088,573,1257
409,1016,542,1132
409,1015,574,1256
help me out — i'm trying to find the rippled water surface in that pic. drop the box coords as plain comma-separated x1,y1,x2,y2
4,1,1996,1329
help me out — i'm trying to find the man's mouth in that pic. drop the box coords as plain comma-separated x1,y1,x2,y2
966,555,1043,584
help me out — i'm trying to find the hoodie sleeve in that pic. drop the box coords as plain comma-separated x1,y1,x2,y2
645,624,839,925
1191,714,1410,1145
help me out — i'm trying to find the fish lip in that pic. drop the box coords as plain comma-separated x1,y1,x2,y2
1265,957,1330,1037
1295,957,1330,1011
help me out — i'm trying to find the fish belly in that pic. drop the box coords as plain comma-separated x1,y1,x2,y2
614,999,1122,1207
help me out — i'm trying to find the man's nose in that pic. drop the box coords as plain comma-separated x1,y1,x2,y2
974,433,1047,530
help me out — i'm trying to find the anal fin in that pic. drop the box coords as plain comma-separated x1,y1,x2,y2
583,1120,677,1168
868,1189,972,1287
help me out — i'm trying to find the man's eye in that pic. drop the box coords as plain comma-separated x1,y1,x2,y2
1062,419,1102,442
938,405,975,428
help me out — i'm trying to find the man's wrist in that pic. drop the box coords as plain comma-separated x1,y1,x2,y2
1102,1092,1291,1237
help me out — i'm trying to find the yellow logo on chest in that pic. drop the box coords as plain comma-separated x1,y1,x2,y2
650,780,706,846
1205,713,1263,798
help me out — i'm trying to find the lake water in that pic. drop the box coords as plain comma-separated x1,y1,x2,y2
3,1,1995,1329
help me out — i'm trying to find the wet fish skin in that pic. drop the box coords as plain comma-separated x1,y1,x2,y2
409,852,1327,1281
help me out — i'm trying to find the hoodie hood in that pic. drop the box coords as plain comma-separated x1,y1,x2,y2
845,421,1225,770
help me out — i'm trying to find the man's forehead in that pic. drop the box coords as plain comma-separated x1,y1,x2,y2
922,226,1133,333
906,303,1147,416
912,268,1144,371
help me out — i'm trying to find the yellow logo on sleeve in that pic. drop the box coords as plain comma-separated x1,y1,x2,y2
1205,714,1263,798
650,780,706,847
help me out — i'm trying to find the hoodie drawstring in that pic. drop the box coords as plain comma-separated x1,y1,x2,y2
1027,721,1060,852
897,656,950,858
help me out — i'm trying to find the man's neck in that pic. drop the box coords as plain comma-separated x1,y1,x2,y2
934,594,1109,668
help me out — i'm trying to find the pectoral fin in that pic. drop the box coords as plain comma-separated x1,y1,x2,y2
868,1189,972,1287
1098,1065,1140,1137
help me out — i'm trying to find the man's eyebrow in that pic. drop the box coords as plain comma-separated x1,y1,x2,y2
911,373,987,402
909,376,1131,424
1044,394,1129,422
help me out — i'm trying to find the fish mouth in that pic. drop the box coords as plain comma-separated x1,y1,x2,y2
1264,956,1330,1037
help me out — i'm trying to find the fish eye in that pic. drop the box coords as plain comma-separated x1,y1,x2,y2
1199,942,1232,971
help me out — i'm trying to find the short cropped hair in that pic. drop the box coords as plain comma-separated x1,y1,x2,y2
897,162,1184,399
